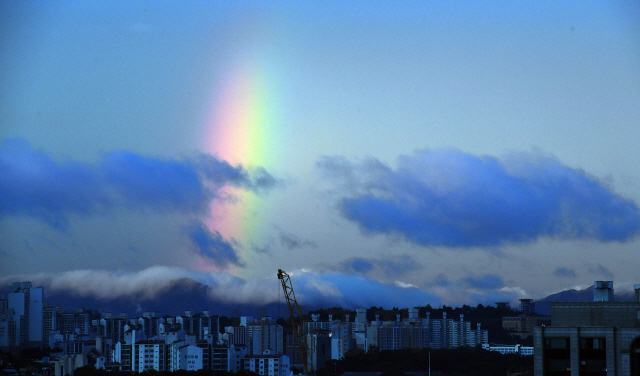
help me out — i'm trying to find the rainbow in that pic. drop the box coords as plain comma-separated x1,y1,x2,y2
199,58,281,274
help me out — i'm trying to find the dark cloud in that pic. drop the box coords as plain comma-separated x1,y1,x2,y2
462,274,505,290
380,255,421,277
279,231,317,250
588,264,614,278
339,255,420,278
0,139,107,229
250,167,280,192
554,267,577,278
196,156,279,192
104,151,208,212
188,224,243,268
252,244,272,255
318,150,640,248
343,258,375,273
197,154,248,186
0,139,278,228
431,274,452,287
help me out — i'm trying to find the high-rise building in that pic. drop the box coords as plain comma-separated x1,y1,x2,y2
43,304,58,346
330,321,355,360
57,309,100,338
222,325,246,346
245,317,283,355
95,312,127,344
306,331,332,370
0,282,44,348
306,307,488,356
173,311,219,341
519,299,536,315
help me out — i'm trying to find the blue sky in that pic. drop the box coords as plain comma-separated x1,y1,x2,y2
1,1,640,309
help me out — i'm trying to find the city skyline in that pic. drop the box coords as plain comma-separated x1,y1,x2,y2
2,1,640,310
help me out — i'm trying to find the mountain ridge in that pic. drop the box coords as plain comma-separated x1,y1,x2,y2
2,278,635,317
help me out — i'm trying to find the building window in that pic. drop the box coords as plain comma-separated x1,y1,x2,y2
544,337,571,376
580,338,606,376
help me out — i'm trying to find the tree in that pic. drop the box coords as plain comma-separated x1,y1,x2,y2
367,344,380,355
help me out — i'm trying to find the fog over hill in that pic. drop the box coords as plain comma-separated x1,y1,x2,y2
2,272,634,318
0,266,439,317
1,277,289,318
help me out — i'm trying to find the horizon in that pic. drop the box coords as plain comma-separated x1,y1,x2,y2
2,277,634,319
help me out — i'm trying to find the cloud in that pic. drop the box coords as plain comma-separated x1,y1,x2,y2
425,273,524,306
0,139,107,229
395,280,417,288
187,224,243,268
587,264,613,278
104,151,208,212
462,274,505,290
554,267,577,278
339,255,421,278
252,244,272,255
0,139,278,228
250,167,280,192
318,150,640,248
343,258,375,273
196,155,279,192
431,274,452,288
279,231,317,250
288,271,441,308
0,267,193,300
0,267,442,309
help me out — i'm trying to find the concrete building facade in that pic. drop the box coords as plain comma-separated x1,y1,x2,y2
533,283,640,376
0,282,44,349
246,317,283,355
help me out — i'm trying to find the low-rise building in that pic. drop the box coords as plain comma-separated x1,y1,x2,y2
503,316,551,339
482,343,534,356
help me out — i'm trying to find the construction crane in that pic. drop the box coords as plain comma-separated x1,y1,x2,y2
277,269,316,376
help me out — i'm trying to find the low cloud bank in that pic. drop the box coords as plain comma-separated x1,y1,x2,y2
318,150,640,248
0,267,441,309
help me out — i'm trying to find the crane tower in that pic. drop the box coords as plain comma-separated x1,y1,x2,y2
277,269,315,376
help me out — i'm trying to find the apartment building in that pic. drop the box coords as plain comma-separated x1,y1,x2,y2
365,309,487,351
245,316,284,355
0,282,44,349
243,349,290,376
